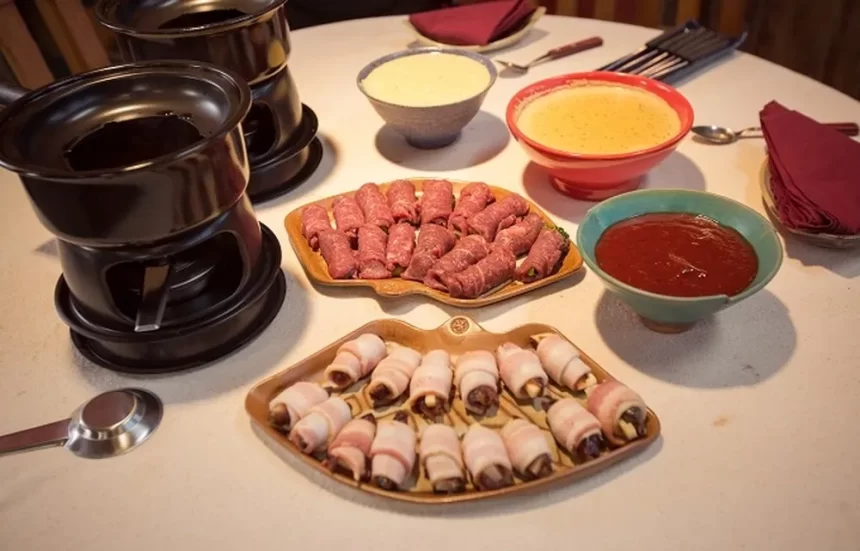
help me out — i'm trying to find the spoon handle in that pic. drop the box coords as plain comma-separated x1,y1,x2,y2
0,419,70,457
545,36,604,61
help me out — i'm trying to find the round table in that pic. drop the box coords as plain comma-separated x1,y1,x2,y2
2,15,859,551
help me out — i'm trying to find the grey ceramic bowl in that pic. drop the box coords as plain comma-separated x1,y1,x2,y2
357,47,497,149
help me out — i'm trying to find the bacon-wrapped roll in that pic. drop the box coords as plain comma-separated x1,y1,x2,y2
326,413,376,481
408,349,454,420
289,397,352,454
500,419,553,480
586,381,648,446
357,224,391,279
449,182,494,235
420,179,454,226
356,182,395,231
530,333,597,392
268,381,330,433
387,179,420,225
370,412,417,490
496,343,548,399
318,229,357,280
493,212,543,257
546,397,605,462
324,333,387,389
453,350,500,415
367,345,422,406
300,204,331,251
462,424,514,491
419,424,466,494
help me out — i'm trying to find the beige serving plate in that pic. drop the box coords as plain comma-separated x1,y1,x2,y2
760,160,860,249
245,315,661,505
402,7,546,54
284,178,584,308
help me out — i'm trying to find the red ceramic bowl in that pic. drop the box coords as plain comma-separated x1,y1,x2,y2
506,71,694,201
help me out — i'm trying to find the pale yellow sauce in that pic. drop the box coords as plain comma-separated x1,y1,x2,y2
516,82,681,155
361,52,491,107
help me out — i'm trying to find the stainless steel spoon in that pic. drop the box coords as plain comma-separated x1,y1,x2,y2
495,36,603,73
0,388,162,459
692,122,859,144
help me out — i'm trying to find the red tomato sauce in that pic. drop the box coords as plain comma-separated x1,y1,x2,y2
595,213,758,297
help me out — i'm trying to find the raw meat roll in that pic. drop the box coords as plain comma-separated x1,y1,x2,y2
420,179,454,226
385,222,416,275
453,350,500,415
467,194,529,242
289,396,352,454
318,229,357,279
586,381,649,446
494,212,543,256
300,204,331,251
423,235,492,291
326,413,377,481
370,412,417,490
530,333,597,391
419,424,466,494
546,397,605,462
386,179,420,225
409,349,453,419
357,224,392,279
496,342,548,399
449,182,495,235
516,228,570,283
462,424,514,491
500,419,553,479
441,245,516,299
356,183,395,231
332,195,364,245
401,224,456,281
268,381,330,433
367,345,422,405
324,333,387,389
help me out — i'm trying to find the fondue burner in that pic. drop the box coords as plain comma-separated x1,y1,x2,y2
0,61,286,374
96,0,323,203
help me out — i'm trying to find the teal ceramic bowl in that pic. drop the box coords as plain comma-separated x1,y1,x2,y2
576,189,784,332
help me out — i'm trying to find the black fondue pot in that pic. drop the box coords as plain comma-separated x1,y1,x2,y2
0,61,251,245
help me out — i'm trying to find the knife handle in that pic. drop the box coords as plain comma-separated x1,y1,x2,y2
547,36,604,60
826,122,859,136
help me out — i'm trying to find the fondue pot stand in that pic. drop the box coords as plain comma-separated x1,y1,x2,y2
96,0,323,203
0,61,286,374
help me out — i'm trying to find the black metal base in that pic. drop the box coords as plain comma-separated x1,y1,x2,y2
57,223,287,374
247,103,322,204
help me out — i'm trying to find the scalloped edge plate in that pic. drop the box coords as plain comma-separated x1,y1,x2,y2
245,315,661,504
284,177,584,308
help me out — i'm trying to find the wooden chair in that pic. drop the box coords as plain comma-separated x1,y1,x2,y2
34,0,109,74
0,0,54,88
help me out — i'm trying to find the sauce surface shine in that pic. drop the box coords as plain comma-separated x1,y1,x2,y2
361,52,491,107
595,213,758,298
517,82,681,155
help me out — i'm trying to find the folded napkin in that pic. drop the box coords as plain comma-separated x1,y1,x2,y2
409,0,535,46
760,101,860,235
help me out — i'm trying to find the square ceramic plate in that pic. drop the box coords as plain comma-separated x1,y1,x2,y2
759,160,860,249
284,178,584,308
245,315,661,505
402,7,546,54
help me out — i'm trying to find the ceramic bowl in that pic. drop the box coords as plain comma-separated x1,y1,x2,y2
357,47,497,149
576,189,784,333
506,71,694,201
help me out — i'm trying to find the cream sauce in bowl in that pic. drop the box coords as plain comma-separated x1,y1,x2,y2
516,82,682,155
361,52,492,107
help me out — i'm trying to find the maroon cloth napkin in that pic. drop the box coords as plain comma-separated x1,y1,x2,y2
409,0,535,46
760,101,860,235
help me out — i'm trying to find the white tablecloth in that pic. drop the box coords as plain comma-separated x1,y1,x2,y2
2,14,859,551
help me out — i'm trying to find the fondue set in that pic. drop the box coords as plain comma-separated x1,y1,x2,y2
0,6,804,475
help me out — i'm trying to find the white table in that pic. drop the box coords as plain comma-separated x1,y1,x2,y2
2,15,860,551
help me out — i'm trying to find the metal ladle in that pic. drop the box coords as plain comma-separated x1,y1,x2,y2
692,122,859,144
0,388,162,459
